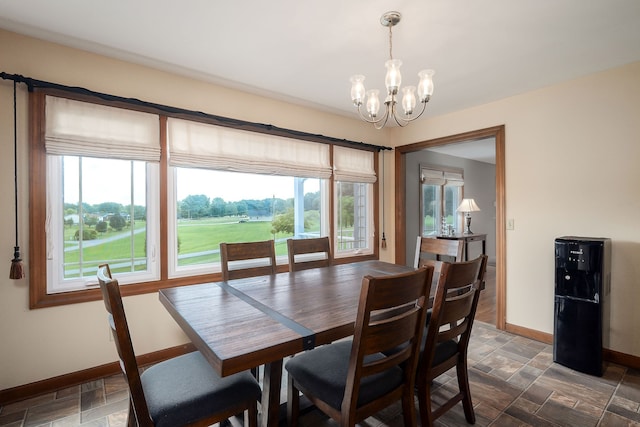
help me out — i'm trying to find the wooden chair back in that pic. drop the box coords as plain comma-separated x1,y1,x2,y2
414,236,463,268
220,240,276,281
287,237,332,272
97,264,153,426
342,266,434,425
417,254,488,426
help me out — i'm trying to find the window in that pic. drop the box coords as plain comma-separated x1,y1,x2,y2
333,146,376,256
29,92,378,307
166,118,332,277
420,166,464,236
43,96,160,294
49,156,159,292
335,181,373,254
167,168,328,278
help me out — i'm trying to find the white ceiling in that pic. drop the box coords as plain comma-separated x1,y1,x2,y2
427,138,496,164
0,2,639,165
2,0,640,120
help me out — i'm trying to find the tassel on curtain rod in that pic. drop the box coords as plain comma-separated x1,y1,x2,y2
0,72,392,152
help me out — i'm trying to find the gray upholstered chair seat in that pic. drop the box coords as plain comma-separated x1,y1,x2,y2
285,340,403,411
385,325,457,368
430,339,458,366
141,352,261,427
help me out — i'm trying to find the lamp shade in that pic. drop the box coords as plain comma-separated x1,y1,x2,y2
457,198,480,213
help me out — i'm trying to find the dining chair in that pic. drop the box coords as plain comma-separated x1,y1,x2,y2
416,254,488,426
285,266,434,427
220,239,276,281
287,236,332,272
414,236,464,268
96,264,261,427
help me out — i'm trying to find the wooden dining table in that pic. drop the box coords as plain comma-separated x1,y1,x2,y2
159,260,416,427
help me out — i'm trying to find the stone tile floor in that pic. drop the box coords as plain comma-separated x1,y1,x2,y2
1,322,639,426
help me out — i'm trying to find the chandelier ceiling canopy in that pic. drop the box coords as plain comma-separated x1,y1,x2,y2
350,11,435,129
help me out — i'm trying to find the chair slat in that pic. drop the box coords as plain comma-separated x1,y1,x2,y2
287,237,332,272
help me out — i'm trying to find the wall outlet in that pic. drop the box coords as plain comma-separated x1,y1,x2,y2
507,218,515,230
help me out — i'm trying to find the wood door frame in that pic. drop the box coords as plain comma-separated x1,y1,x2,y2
394,125,506,330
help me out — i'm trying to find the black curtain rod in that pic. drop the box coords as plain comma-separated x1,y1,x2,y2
0,72,392,152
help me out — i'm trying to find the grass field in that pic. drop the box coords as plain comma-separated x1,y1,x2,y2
63,215,327,276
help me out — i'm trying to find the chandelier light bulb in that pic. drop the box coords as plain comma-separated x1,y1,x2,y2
366,89,381,118
417,69,435,102
384,59,402,95
349,11,434,129
401,86,417,115
350,75,366,106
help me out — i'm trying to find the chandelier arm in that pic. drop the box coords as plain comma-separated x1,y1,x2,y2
355,103,390,126
374,110,390,130
391,100,429,126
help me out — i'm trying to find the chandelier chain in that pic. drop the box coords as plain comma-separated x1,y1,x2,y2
388,25,393,60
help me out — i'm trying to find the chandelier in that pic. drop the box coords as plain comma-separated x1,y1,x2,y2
350,11,435,129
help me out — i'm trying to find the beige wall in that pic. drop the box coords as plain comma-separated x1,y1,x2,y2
1,27,639,391
395,61,640,354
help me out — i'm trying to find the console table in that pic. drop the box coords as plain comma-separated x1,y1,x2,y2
436,233,487,261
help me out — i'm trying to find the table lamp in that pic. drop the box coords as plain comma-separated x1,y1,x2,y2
457,198,481,234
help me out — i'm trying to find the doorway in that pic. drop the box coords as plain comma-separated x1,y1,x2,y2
394,125,506,330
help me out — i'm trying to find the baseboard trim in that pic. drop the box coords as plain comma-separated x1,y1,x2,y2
505,322,553,344
0,343,195,406
504,322,640,369
604,348,640,370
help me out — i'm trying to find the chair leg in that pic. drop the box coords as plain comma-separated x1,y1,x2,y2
245,401,258,427
127,398,137,427
457,359,476,424
416,378,434,427
401,386,418,427
287,375,300,427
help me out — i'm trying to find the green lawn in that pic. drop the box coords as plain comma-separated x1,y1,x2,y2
62,215,329,274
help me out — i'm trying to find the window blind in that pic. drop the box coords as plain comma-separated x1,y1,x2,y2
167,118,332,178
44,96,160,161
421,168,464,186
333,146,376,183
444,171,464,186
420,168,445,185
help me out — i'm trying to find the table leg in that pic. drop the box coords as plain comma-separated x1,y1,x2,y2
261,359,283,427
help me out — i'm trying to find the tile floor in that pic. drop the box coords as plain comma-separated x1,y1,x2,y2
2,322,640,426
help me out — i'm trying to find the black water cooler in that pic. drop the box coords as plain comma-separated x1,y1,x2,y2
553,236,611,376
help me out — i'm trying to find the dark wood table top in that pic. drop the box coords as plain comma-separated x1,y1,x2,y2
159,260,414,376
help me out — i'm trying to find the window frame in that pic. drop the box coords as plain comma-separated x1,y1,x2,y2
333,180,375,258
28,90,379,308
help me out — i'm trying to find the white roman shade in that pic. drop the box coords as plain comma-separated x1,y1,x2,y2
444,171,464,186
333,146,376,183
167,118,332,179
45,96,160,161
420,168,445,185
